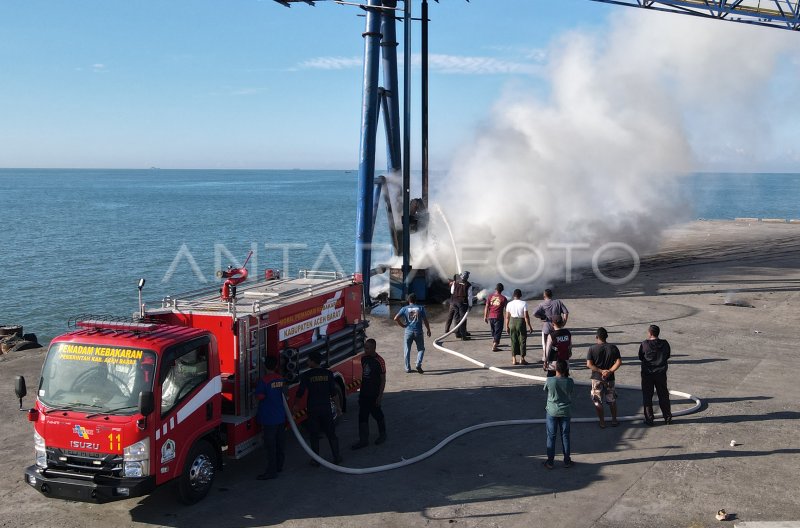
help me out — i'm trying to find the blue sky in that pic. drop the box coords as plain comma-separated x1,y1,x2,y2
0,0,797,170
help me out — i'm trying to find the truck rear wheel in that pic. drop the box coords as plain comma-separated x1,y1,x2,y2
177,439,216,504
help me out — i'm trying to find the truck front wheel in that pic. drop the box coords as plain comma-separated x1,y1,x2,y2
332,381,346,424
177,439,216,504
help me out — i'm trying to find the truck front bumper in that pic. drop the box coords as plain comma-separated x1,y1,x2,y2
24,465,155,503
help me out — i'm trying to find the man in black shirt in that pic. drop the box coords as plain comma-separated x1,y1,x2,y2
351,338,387,449
586,327,622,428
543,317,572,376
295,351,342,465
639,324,672,426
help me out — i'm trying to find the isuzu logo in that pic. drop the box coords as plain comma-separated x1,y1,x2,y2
70,441,100,450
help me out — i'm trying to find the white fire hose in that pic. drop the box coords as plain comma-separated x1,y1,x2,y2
281,311,702,475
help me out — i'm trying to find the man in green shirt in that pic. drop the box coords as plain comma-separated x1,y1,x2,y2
543,359,574,469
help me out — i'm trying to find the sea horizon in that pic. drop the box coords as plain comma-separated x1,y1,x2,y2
1,168,798,342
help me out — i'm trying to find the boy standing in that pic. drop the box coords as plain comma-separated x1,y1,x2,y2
483,283,508,352
543,360,574,469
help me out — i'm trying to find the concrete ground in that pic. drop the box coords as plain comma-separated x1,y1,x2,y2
1,220,798,528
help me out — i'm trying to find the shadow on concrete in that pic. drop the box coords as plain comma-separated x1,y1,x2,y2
128,384,630,526
603,447,800,466
618,355,729,365
700,396,772,404
126,380,795,527
672,410,799,425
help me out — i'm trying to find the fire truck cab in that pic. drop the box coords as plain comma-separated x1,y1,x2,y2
17,270,367,504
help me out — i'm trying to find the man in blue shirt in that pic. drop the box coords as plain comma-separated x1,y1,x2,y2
254,355,287,480
393,293,432,374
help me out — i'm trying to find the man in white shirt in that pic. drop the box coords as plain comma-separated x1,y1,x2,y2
504,289,533,365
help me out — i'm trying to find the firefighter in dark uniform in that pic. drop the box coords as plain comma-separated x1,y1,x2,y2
351,338,387,449
254,355,287,480
451,271,473,340
444,274,459,334
295,350,342,466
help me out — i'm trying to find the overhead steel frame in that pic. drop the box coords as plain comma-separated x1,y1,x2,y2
355,0,387,304
356,0,410,303
276,0,420,304
589,0,800,30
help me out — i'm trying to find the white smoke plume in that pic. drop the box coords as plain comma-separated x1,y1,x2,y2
414,10,797,293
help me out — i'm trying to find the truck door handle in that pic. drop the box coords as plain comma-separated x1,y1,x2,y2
206,401,213,420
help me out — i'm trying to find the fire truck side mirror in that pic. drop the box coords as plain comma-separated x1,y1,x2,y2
14,376,26,411
15,375,27,400
138,391,155,416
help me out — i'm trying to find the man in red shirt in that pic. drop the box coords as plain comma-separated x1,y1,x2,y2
483,283,508,352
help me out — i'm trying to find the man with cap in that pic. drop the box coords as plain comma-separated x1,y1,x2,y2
450,271,473,340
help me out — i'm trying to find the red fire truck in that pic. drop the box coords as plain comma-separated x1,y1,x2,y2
14,269,368,504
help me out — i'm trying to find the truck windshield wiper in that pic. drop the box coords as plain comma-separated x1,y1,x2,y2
85,405,138,419
44,402,104,414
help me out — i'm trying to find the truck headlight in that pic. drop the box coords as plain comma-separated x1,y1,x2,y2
34,431,47,468
123,438,150,477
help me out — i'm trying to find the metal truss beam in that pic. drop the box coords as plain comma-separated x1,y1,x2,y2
589,0,800,31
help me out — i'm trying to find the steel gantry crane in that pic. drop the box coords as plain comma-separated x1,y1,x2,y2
589,0,800,31
273,0,800,305
274,0,429,304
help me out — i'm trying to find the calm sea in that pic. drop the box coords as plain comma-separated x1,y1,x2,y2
1,169,798,342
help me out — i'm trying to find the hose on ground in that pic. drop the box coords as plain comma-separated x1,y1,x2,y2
281,309,702,474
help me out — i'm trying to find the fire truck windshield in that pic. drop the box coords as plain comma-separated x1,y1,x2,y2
38,342,157,414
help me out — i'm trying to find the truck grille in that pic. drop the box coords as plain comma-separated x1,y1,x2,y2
47,448,123,477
